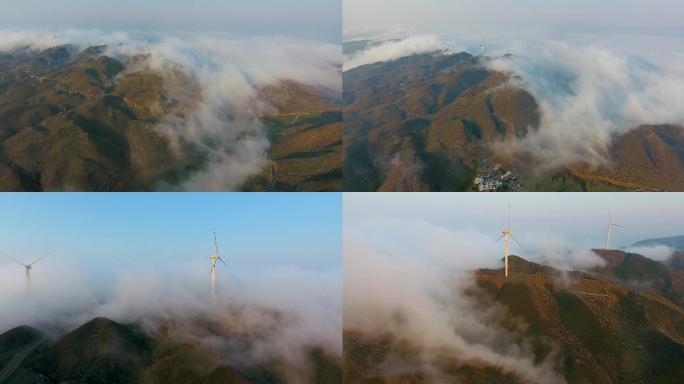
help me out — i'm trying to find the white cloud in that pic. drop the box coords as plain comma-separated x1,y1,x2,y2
624,244,675,262
344,215,565,383
0,258,341,380
344,34,443,70
494,40,684,168
0,30,341,191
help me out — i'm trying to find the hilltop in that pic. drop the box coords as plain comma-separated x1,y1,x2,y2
344,251,684,383
0,317,341,384
343,51,684,191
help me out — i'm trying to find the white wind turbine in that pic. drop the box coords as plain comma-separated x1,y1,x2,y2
2,252,51,296
210,228,227,296
604,212,622,250
497,203,521,278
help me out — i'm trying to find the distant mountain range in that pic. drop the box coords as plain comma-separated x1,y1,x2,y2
345,250,684,383
633,234,684,272
0,317,341,384
343,51,684,191
0,45,341,191
633,235,684,252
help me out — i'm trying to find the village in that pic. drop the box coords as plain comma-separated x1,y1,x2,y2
473,160,523,192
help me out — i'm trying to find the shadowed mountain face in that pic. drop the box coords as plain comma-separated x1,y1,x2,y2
0,46,341,191
344,253,684,383
567,125,684,191
343,52,684,191
592,249,684,307
343,51,539,192
632,235,684,272
0,317,342,384
0,45,205,191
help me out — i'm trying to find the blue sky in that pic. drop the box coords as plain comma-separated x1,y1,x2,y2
345,193,684,247
0,193,341,275
0,0,341,42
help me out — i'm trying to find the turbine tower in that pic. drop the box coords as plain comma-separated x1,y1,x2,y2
497,204,520,277
210,228,227,296
2,252,51,296
605,212,622,250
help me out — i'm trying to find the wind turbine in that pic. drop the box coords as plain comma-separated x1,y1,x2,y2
144,40,149,54
480,40,486,57
604,212,622,250
100,34,105,47
497,203,521,277
2,252,51,296
209,228,227,296
51,34,58,48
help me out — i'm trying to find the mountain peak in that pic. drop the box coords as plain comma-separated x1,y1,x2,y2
591,248,627,266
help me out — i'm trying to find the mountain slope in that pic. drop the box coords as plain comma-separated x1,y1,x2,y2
592,249,684,305
24,317,152,384
344,254,684,383
343,51,540,191
569,125,684,191
343,51,684,191
0,45,205,191
0,46,342,191
477,255,684,383
0,317,342,384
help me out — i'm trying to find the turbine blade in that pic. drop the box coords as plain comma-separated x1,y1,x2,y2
1,252,26,267
218,257,228,268
496,235,504,242
511,235,522,247
28,252,52,266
